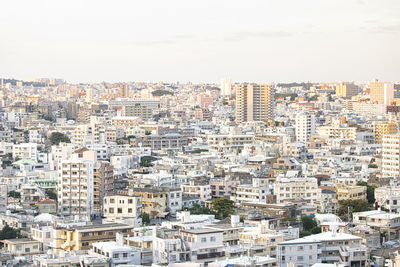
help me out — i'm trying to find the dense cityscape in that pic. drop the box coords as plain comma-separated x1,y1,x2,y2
0,78,398,266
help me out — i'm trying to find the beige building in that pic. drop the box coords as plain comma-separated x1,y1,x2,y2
336,185,367,201
235,83,274,123
1,238,41,256
374,122,398,144
370,80,394,106
335,82,359,99
53,223,133,253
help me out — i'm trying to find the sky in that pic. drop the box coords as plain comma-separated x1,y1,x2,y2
1,0,400,84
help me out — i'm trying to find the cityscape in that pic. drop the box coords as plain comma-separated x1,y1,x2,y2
1,1,400,267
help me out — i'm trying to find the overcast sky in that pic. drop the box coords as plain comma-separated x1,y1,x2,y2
1,0,400,83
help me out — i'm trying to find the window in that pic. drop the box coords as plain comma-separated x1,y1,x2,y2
123,253,128,258
201,237,207,243
118,208,122,213
210,236,216,242
128,208,132,213
113,253,119,259
297,256,303,261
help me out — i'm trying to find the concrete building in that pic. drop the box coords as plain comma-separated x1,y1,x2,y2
1,239,42,256
57,159,94,218
93,161,114,215
370,79,394,106
103,195,142,226
336,185,367,201
335,82,358,99
278,232,368,267
235,83,275,123
181,180,211,202
382,134,400,178
220,78,232,96
274,177,319,205
375,186,400,213
52,223,134,253
0,184,7,213
374,122,398,144
295,113,316,143
12,143,38,161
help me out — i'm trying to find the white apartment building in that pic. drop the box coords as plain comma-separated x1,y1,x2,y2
103,195,142,227
295,113,316,143
232,178,269,204
29,129,44,143
0,184,7,213
382,134,400,178
181,228,225,263
12,143,38,161
57,159,94,218
207,134,255,151
274,177,319,204
91,234,141,265
375,186,400,213
278,232,368,267
317,126,357,141
220,78,232,96
181,180,211,202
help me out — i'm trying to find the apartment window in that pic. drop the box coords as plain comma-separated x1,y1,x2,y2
123,253,128,258
118,208,122,213
210,236,216,242
110,198,115,203
128,199,133,204
109,208,114,213
201,237,207,243
113,253,119,259
128,208,132,213
297,256,303,261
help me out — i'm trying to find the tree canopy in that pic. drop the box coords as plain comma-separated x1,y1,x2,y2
337,199,371,221
8,191,20,198
140,212,150,226
49,132,70,145
212,198,235,219
0,225,23,240
356,182,376,204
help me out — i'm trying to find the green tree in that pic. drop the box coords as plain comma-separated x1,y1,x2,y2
301,216,317,231
212,198,235,219
0,225,23,240
46,189,57,200
300,230,312,237
357,182,377,204
139,212,150,226
140,158,153,167
145,131,151,135
8,191,20,198
49,132,70,145
337,199,371,221
189,204,216,216
311,226,322,234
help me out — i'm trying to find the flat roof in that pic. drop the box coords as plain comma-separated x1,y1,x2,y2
181,228,223,235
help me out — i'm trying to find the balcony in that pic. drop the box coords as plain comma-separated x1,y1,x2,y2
196,251,225,260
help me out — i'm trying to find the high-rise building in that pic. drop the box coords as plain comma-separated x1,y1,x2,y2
119,84,129,98
335,82,359,99
295,113,316,143
235,83,275,123
374,122,398,144
220,78,232,96
86,88,93,103
57,159,94,218
93,161,114,215
382,134,400,178
370,79,394,106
